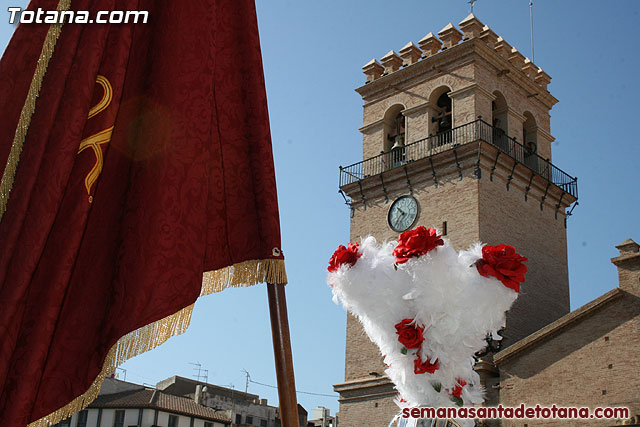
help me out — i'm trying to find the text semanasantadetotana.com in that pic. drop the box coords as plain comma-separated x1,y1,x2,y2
8,7,148,24
402,404,629,420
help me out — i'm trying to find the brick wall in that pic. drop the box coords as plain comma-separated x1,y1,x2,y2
496,291,640,426
478,161,570,345
337,387,399,427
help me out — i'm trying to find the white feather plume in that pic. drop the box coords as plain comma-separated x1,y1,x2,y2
328,234,520,424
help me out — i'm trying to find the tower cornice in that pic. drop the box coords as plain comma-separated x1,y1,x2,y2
356,38,558,110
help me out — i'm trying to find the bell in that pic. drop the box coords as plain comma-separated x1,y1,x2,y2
391,135,404,150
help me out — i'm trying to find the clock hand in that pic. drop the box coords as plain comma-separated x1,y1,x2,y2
393,211,407,229
394,213,405,227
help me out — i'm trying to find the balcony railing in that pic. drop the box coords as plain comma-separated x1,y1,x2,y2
339,119,578,199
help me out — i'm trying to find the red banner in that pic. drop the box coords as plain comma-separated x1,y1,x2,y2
0,1,286,425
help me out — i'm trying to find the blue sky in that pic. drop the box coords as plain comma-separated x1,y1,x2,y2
1,0,639,418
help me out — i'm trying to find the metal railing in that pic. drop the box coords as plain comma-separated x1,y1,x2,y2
338,119,578,198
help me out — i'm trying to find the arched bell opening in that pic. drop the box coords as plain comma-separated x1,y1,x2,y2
382,104,406,168
383,104,405,152
523,111,541,175
429,87,452,134
428,86,452,147
491,90,509,152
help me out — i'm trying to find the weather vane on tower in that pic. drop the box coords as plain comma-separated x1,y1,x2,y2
468,0,477,13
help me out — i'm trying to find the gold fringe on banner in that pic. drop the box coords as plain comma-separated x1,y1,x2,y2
202,258,288,294
0,0,71,222
29,258,287,426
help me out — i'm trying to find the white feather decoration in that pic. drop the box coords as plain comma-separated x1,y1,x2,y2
328,231,525,426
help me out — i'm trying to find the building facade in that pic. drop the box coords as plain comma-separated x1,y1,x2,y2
54,376,311,427
53,378,231,427
156,376,308,427
157,376,277,427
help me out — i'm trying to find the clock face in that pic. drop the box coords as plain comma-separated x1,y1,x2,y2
388,195,419,232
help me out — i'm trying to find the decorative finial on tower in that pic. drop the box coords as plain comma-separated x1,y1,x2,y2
479,25,499,49
362,59,384,83
399,42,423,67
419,32,442,58
459,14,484,40
380,50,403,74
508,47,526,70
438,23,463,50
534,68,551,90
522,58,538,79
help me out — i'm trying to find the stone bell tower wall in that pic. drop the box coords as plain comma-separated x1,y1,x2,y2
336,15,577,427
477,161,570,345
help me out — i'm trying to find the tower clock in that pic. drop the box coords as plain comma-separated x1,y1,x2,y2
387,195,419,232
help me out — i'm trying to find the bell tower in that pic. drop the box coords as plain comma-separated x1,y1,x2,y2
334,15,578,426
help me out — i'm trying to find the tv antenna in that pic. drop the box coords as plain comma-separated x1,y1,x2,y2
242,368,250,393
190,362,209,384
529,1,535,62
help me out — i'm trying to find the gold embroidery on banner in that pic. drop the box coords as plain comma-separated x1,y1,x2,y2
0,0,72,221
78,75,113,202
77,126,113,201
87,75,112,118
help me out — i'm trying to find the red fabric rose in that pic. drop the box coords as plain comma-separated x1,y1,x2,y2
414,356,439,374
328,242,361,272
476,244,528,292
394,319,425,349
451,380,467,398
393,226,444,264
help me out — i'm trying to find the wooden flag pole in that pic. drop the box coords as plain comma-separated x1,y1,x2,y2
267,283,299,427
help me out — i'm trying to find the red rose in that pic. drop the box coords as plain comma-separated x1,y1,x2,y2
328,242,361,272
476,244,528,292
393,226,444,264
394,319,425,349
451,380,467,398
414,355,439,374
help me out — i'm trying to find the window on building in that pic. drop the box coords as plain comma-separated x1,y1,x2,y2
114,410,125,427
260,419,267,427
53,419,71,427
77,410,88,427
205,422,213,427
246,415,254,425
168,414,178,427
236,414,242,424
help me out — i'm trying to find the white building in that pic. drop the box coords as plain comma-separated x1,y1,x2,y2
53,378,231,427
